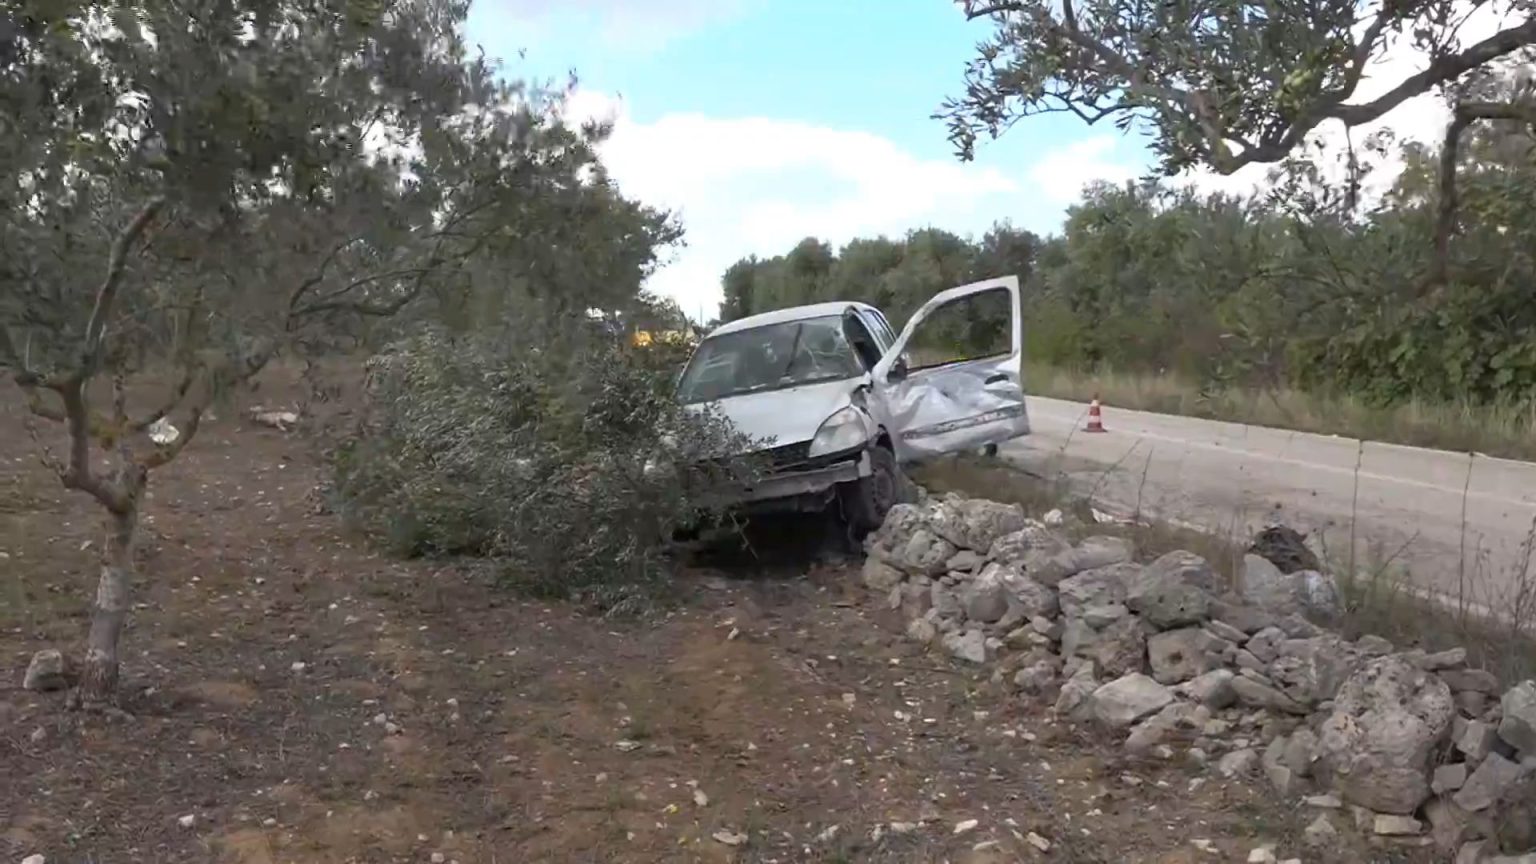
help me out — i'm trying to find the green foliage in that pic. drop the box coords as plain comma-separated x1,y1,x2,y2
719,118,1536,412
941,0,1535,178
332,327,762,615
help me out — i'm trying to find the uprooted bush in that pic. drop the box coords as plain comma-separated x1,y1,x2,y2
331,328,761,613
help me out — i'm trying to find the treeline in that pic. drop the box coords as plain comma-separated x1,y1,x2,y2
717,122,1536,408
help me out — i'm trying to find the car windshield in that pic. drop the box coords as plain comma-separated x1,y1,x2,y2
676,315,866,404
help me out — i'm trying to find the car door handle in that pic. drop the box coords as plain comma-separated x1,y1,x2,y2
984,373,1008,384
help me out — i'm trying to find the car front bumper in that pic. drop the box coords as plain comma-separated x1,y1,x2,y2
736,448,871,505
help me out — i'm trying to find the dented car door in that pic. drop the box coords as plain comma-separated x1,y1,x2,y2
871,275,1029,461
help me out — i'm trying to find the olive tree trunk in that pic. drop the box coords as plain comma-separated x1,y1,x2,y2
79,503,139,704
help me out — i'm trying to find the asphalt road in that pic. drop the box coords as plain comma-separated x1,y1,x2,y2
1002,395,1536,611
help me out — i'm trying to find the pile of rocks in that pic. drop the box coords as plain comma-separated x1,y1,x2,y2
863,493,1536,863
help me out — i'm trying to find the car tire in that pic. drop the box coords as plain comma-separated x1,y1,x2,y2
841,444,901,536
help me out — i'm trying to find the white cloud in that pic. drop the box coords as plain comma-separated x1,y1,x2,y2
1028,136,1139,203
568,91,1031,320
1179,0,1521,203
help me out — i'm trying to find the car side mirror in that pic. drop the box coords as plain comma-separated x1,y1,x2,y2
887,356,909,382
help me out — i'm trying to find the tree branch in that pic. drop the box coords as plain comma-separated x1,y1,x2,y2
1430,98,1536,287
78,196,167,381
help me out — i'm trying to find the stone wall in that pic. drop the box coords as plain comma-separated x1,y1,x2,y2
863,493,1536,864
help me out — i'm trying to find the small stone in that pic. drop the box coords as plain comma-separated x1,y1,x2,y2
1460,719,1499,762
1374,813,1423,836
1247,848,1277,863
1454,751,1522,812
712,830,747,846
1218,748,1259,778
1235,649,1267,671
1441,669,1499,694
1500,680,1536,755
906,617,939,644
290,661,306,673
430,855,446,864
1434,763,1470,794
1082,603,1129,628
1088,673,1174,728
1246,627,1285,662
1182,668,1238,709
1423,648,1469,670
22,649,66,692
1026,831,1051,852
1355,634,1394,656
1304,793,1343,809
178,814,196,829
952,818,978,835
1206,619,1249,644
1455,840,1488,863
943,628,990,665
1304,815,1337,846
1231,675,1309,714
21,856,45,864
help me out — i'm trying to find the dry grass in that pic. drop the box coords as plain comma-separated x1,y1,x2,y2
1029,364,1536,460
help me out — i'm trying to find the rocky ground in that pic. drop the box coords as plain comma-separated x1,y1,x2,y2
0,369,1471,862
863,492,1536,864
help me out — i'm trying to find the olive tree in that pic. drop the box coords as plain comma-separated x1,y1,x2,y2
941,0,1536,282
0,0,566,704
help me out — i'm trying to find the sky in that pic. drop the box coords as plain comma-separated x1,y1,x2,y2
463,0,1511,320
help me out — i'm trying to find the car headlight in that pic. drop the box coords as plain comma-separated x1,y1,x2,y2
807,406,871,458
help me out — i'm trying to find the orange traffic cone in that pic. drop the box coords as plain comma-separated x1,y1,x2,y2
1084,395,1107,433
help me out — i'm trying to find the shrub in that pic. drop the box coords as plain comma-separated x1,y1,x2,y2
332,328,761,613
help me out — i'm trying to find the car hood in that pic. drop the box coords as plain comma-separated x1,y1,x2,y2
686,378,860,452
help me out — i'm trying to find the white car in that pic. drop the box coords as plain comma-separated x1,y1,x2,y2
675,275,1031,532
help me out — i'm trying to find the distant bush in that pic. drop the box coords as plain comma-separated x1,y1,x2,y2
332,328,761,614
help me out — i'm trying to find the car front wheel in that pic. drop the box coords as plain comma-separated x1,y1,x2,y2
840,444,901,536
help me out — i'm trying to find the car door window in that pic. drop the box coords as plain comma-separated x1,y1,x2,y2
862,309,897,349
843,313,883,371
903,287,1012,372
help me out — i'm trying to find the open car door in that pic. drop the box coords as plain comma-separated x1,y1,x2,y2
871,275,1029,461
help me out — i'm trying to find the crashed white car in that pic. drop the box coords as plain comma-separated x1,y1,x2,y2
675,275,1031,532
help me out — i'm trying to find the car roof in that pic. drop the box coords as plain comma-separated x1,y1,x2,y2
707,302,882,338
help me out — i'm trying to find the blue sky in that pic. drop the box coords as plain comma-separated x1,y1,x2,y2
464,0,1474,318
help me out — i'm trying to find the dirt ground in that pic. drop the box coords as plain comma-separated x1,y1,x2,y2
1,368,1434,863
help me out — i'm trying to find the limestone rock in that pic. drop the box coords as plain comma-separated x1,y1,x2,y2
1316,655,1456,815
863,557,906,592
1218,747,1259,778
1089,673,1175,729
1459,719,1500,763
1029,536,1136,586
1058,562,1140,619
1208,600,1275,634
1125,701,1211,755
989,524,1072,569
943,628,990,665
960,565,1009,623
1434,763,1470,795
1454,752,1522,812
1441,668,1500,694
23,649,67,692
1062,613,1149,678
1237,554,1339,617
1147,627,1223,685
928,498,1028,554
1231,675,1310,715
1055,664,1099,718
1500,681,1536,755
1126,551,1217,629
1246,627,1285,663
1181,668,1238,710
